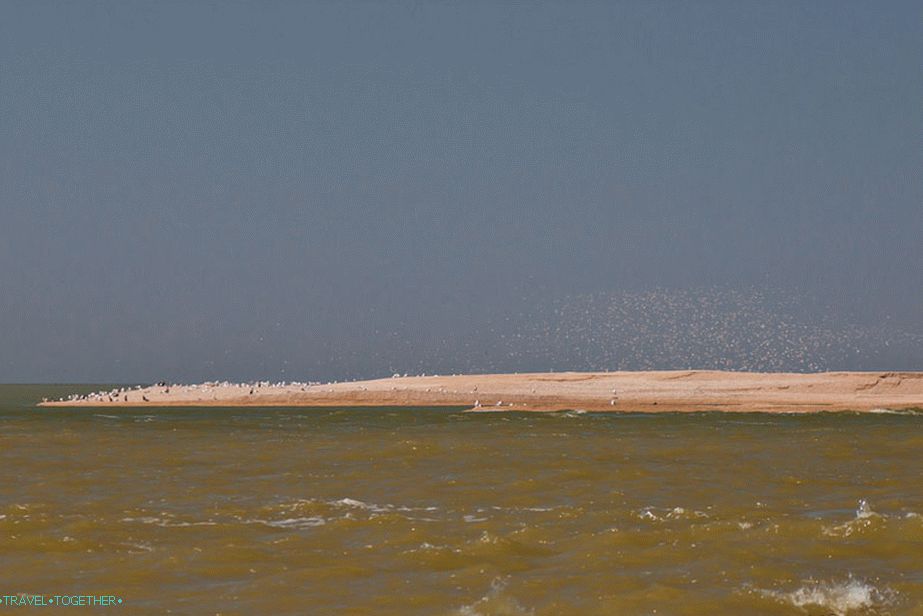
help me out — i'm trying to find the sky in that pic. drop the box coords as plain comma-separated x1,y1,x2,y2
1,1,921,382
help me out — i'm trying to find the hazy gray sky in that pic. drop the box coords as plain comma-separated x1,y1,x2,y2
2,1,921,382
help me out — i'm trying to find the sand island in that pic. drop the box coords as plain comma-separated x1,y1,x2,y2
40,371,923,413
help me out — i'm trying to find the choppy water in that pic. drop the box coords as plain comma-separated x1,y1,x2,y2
2,385,922,615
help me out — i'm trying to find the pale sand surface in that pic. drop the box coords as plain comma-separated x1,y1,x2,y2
40,371,923,412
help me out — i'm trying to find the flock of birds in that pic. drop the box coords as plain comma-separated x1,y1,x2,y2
491,287,922,373
46,380,324,404
350,287,922,377
46,287,922,399
49,384,154,404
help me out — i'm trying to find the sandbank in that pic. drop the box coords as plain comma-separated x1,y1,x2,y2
38,371,923,413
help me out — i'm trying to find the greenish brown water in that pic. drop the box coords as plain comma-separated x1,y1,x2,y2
2,385,922,615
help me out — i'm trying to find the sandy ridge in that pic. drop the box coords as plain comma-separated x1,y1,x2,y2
39,371,923,413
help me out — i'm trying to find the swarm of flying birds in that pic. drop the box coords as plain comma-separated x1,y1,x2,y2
486,287,923,373
325,287,922,377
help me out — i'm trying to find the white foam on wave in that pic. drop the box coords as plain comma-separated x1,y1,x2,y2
637,506,709,522
546,409,590,419
277,497,570,527
273,497,443,524
756,577,896,615
456,577,534,616
121,541,154,553
259,516,326,529
403,541,463,556
334,497,378,510
330,497,438,513
417,542,450,551
867,408,922,415
823,499,882,537
120,516,216,528
486,504,562,513
463,514,489,523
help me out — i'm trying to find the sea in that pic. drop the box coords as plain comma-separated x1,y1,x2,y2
1,385,922,615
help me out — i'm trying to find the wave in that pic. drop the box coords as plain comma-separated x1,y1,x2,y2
754,576,897,615
554,410,588,418
867,408,923,416
120,516,216,528
636,506,710,522
456,577,533,616
121,541,154,553
329,497,437,513
820,499,923,538
256,516,326,529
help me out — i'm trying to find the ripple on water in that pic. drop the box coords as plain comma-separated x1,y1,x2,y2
6,399,923,614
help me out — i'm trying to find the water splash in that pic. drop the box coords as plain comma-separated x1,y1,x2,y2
457,577,534,616
855,499,874,519
755,577,897,615
823,500,882,537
